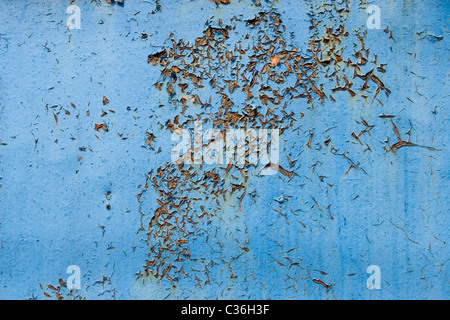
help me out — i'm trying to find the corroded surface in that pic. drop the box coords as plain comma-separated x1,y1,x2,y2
0,0,448,299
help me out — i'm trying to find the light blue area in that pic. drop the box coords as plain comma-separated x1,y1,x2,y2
0,0,448,299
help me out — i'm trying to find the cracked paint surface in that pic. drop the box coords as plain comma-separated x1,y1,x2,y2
0,0,448,299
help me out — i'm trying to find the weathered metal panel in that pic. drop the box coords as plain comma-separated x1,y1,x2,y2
0,0,448,299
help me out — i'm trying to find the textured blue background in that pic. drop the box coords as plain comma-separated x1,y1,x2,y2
0,0,448,299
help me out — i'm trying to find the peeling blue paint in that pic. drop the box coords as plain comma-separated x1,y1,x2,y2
0,0,448,300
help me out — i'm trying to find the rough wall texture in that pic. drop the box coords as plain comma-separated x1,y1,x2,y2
0,0,448,300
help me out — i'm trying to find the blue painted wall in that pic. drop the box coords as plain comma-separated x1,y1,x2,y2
0,0,448,299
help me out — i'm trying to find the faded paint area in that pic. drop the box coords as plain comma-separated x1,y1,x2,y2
0,0,448,300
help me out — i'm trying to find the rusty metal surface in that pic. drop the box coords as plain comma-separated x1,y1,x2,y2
0,0,448,299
